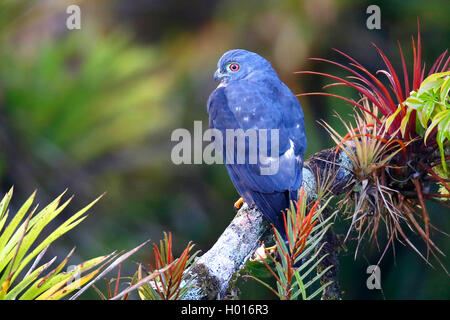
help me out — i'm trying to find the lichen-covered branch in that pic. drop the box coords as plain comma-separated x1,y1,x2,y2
183,203,270,300
183,147,353,300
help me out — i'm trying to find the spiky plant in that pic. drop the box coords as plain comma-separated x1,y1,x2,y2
0,187,145,300
245,189,335,300
132,232,199,300
323,104,416,257
90,264,129,300
298,24,449,271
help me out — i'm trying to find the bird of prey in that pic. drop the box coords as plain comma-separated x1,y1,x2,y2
207,49,307,239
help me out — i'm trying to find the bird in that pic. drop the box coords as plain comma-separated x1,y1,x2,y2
207,49,307,240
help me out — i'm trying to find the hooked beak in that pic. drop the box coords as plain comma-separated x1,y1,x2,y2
214,69,222,82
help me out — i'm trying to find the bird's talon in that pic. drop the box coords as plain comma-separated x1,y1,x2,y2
251,244,267,261
234,197,245,209
251,244,277,261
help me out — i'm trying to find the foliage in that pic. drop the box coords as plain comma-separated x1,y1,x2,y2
245,189,335,300
298,25,449,192
399,71,450,172
69,240,153,300
133,232,199,300
91,264,129,300
324,101,407,180
0,31,173,164
300,24,449,272
298,24,449,145
0,187,127,300
323,105,432,259
0,3,182,273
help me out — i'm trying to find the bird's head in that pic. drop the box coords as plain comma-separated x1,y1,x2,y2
214,49,275,84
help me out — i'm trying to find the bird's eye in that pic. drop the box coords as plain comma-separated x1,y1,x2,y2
228,62,240,72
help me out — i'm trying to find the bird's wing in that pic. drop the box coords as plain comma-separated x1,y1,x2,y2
278,82,307,156
208,81,304,194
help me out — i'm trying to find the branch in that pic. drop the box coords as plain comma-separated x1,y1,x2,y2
183,147,354,300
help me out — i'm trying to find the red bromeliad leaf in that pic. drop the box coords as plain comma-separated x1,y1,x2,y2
147,232,195,299
298,23,449,141
279,190,321,259
252,188,336,299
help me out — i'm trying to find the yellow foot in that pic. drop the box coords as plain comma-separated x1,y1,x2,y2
234,197,245,209
250,244,277,261
251,244,267,261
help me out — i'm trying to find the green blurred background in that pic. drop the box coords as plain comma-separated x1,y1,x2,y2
0,0,448,299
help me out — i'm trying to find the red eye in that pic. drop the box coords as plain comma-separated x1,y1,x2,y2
229,63,240,72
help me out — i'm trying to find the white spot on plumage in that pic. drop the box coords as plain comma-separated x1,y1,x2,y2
283,139,295,160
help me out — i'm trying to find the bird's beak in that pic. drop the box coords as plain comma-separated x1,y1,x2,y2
214,69,222,82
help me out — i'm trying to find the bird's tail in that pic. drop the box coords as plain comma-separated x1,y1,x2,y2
248,191,290,240
249,190,302,267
